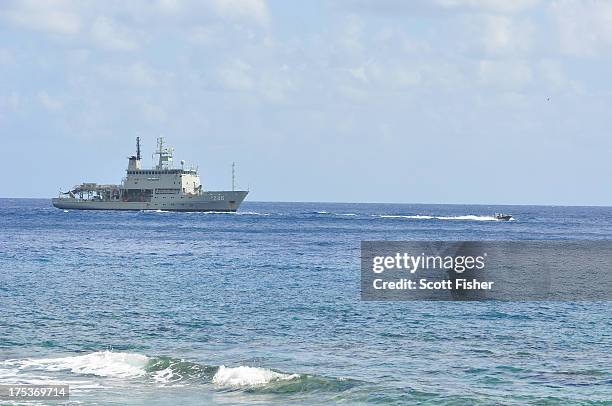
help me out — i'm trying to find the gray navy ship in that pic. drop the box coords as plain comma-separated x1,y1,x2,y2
52,137,248,212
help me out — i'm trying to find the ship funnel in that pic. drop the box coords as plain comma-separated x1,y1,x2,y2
128,136,142,171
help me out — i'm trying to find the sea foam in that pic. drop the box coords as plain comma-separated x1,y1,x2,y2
14,351,149,378
212,365,298,387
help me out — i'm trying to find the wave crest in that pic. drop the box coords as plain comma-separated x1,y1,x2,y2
10,351,150,378
212,365,298,387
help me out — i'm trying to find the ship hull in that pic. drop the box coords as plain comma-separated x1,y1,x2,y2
52,191,248,212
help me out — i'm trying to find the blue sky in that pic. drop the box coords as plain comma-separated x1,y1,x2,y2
1,0,612,204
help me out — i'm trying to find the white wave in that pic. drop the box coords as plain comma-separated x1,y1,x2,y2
336,213,357,216
151,367,175,383
63,210,69,213
315,211,330,214
1,352,301,389
212,365,298,387
6,351,149,378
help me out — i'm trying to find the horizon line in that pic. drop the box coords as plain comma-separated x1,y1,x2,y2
1,197,611,208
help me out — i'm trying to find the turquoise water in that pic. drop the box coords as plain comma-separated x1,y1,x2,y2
0,199,611,405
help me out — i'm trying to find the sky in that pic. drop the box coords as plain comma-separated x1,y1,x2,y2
1,0,612,205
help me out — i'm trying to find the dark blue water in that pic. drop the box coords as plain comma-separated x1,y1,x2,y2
0,199,611,405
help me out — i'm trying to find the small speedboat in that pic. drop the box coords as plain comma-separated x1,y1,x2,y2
494,213,513,221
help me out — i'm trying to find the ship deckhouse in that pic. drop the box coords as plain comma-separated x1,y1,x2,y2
122,137,202,202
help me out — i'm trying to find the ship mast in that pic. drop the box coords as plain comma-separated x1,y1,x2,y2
154,137,174,170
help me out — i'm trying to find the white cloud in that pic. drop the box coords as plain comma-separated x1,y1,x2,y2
91,16,138,51
349,66,368,83
141,102,168,122
217,59,254,91
97,63,160,88
0,0,81,34
482,15,534,55
210,0,270,26
190,26,214,44
371,27,432,57
342,0,539,16
537,59,565,89
392,66,422,87
1,1,270,47
369,61,423,88
478,59,532,89
259,72,296,102
189,25,223,46
0,49,14,65
153,0,183,14
337,15,365,56
551,0,612,57
38,91,63,111
435,0,540,13
0,91,22,114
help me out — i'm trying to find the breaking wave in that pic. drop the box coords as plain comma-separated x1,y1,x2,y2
3,351,149,378
212,365,298,387
0,351,358,393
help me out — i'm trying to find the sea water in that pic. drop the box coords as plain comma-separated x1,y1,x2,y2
0,199,610,405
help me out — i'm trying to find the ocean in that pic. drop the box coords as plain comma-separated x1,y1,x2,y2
0,199,610,405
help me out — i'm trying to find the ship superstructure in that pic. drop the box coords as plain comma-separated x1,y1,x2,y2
52,137,248,212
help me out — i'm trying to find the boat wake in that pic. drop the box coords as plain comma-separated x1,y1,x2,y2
0,351,358,393
310,211,358,216
374,214,501,221
308,211,505,221
194,211,270,216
